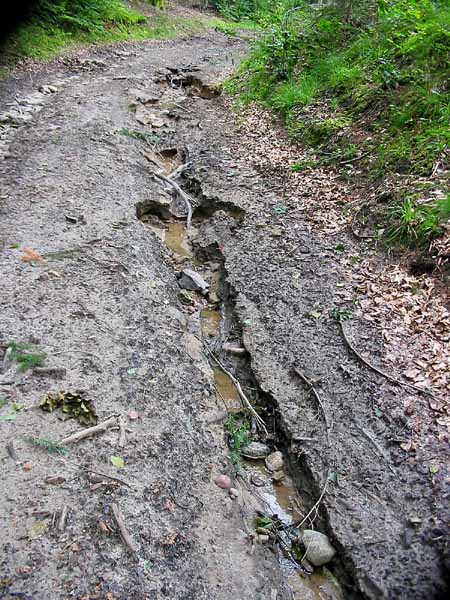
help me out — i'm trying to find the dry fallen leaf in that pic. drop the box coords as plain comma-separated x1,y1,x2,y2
21,248,44,262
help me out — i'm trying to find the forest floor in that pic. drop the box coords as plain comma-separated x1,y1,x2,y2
0,7,448,600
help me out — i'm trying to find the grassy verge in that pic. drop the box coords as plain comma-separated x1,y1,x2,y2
0,0,253,66
226,0,450,257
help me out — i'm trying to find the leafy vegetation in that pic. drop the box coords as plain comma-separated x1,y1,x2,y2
387,194,450,246
7,341,46,371
23,436,69,455
225,0,450,251
224,413,252,465
0,0,235,63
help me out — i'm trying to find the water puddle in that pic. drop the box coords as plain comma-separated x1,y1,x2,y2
246,461,343,600
165,221,192,257
200,309,221,337
144,199,343,600
212,367,242,412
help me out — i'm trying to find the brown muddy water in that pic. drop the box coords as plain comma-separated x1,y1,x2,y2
150,219,343,600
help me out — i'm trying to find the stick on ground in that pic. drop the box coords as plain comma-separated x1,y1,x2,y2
202,342,268,435
293,366,331,444
58,505,69,532
339,321,437,399
111,503,137,553
118,415,127,448
60,415,118,445
154,170,193,228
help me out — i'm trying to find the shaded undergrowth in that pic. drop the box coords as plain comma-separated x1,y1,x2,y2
224,0,450,258
0,0,251,67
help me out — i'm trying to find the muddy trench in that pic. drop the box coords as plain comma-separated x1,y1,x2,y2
137,161,347,599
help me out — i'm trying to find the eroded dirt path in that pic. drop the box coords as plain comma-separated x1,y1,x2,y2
0,24,448,600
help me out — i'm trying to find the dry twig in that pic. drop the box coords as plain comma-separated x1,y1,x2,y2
118,415,127,448
58,505,69,532
6,441,19,462
293,367,331,443
59,457,132,488
153,170,194,228
339,321,437,399
60,415,118,445
202,342,268,435
292,367,333,528
111,503,137,553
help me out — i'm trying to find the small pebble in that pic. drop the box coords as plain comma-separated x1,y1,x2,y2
214,474,231,490
250,472,265,487
127,410,139,421
23,462,32,471
229,487,238,499
272,470,286,483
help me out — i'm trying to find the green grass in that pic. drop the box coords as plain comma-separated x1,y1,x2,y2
0,1,250,66
7,341,46,371
224,413,252,465
228,0,450,252
387,194,450,247
23,436,69,455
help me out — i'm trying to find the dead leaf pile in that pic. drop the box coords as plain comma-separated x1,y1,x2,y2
230,103,352,234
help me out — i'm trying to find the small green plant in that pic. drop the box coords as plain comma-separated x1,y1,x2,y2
117,127,159,143
224,413,252,465
8,342,46,371
386,195,450,247
290,159,317,172
23,436,69,455
254,515,273,529
331,307,353,322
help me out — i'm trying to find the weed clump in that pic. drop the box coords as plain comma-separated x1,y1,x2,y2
228,0,450,251
7,341,46,371
224,413,252,465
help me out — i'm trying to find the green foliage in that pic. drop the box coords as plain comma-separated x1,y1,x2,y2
211,0,271,23
33,0,145,33
386,194,450,247
117,127,159,143
231,0,450,251
23,436,69,455
8,341,46,371
331,307,353,321
1,1,222,62
224,413,252,465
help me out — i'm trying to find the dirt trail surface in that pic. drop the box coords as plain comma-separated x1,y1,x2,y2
0,20,448,600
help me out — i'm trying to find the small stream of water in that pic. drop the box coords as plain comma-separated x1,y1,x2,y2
147,219,343,600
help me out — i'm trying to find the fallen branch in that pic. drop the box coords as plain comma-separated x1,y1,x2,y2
292,367,332,528
60,415,118,445
339,150,371,165
293,367,331,444
167,161,191,181
338,321,437,399
355,424,395,474
202,342,268,435
111,503,137,553
295,471,330,529
118,415,127,448
59,457,132,488
153,170,193,228
58,505,69,532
